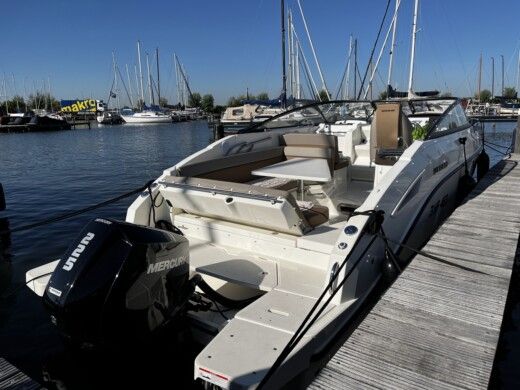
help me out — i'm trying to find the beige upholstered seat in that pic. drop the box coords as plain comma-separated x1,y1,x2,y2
282,133,349,173
370,102,414,165
178,147,285,182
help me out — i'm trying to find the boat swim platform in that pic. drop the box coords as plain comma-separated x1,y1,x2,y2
309,153,520,390
0,358,45,390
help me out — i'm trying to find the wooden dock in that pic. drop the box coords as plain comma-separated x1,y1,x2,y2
0,358,44,389
310,154,520,390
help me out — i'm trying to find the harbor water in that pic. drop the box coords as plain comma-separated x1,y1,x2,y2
0,120,517,388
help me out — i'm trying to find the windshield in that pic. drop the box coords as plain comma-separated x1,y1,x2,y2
406,99,456,115
238,101,373,133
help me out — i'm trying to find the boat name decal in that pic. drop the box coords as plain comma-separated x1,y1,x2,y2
62,232,95,271
433,161,448,174
147,256,188,274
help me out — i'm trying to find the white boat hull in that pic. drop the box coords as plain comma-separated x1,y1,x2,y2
121,115,172,123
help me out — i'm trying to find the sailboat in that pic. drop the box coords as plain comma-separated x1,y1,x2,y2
97,52,123,125
121,42,172,124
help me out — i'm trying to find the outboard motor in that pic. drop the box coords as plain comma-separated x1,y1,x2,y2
43,218,192,347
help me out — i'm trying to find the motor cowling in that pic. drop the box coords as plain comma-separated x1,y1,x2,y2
43,218,190,346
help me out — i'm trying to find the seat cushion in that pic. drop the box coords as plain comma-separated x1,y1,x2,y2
248,177,298,191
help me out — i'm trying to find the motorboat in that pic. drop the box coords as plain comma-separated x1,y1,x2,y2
0,111,71,132
96,111,123,125
220,103,285,132
121,110,172,124
26,98,486,389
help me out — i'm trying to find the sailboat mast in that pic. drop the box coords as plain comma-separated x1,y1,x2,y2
387,0,400,97
126,64,134,107
287,9,292,100
156,47,161,106
407,0,419,98
174,54,180,105
353,39,357,100
517,48,520,94
112,51,120,110
47,76,52,111
281,0,287,108
146,53,153,105
12,74,19,112
491,57,495,98
134,65,140,108
478,53,482,101
344,35,353,100
295,27,301,99
501,54,504,96
137,41,145,105
297,0,329,100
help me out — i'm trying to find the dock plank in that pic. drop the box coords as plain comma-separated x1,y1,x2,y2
310,154,520,390
0,359,44,390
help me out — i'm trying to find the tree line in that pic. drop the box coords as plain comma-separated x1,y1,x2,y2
0,93,60,113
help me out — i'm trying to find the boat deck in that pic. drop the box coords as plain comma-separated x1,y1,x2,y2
309,153,520,389
0,358,44,389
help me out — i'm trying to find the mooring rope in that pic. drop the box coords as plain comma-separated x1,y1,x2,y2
0,180,154,235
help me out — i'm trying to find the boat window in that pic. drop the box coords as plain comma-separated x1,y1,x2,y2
431,103,469,134
241,101,373,132
232,109,244,116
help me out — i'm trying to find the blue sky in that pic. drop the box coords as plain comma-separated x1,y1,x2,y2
1,0,519,105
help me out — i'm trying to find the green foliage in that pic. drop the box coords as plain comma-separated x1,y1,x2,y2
318,89,330,102
227,96,239,107
26,92,59,111
188,92,202,107
201,94,214,112
256,92,269,101
503,87,517,99
475,89,492,102
412,123,429,140
0,95,27,112
213,105,226,115
378,90,388,100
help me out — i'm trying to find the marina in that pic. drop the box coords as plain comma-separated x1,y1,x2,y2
2,0,520,389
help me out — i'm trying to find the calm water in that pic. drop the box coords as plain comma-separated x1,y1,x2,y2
0,120,517,388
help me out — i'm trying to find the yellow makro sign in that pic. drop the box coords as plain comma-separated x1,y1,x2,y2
61,99,97,112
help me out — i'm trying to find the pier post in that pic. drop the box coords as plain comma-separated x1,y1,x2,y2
0,183,5,211
515,114,520,153
214,122,224,141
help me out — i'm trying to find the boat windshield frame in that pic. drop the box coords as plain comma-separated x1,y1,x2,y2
237,100,373,134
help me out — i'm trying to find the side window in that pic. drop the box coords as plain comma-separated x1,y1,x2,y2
433,103,469,134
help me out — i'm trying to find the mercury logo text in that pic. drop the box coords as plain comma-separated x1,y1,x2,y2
147,256,188,274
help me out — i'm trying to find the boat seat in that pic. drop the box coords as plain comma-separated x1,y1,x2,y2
178,147,285,183
159,176,313,236
370,102,413,165
282,133,349,173
247,176,298,191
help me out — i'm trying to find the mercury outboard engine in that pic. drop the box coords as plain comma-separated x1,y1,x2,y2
43,218,193,347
